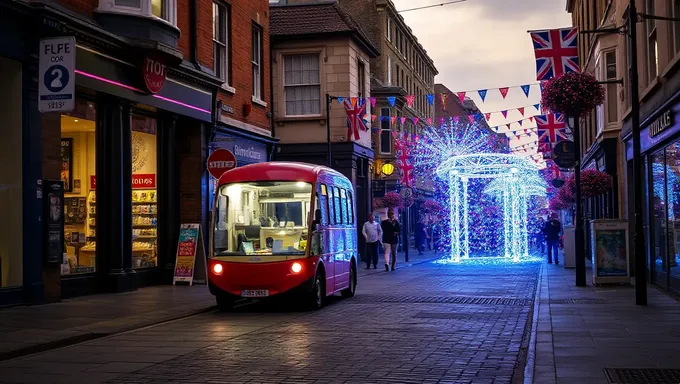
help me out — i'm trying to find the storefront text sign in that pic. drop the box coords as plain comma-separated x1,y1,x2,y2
212,138,268,164
173,224,207,285
39,37,75,113
207,149,237,179
143,57,167,94
649,110,673,137
90,174,156,190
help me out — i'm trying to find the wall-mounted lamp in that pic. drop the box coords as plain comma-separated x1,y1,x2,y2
381,162,395,176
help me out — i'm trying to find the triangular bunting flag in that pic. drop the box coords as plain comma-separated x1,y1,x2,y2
350,97,358,106
499,87,510,98
337,97,345,104
457,92,466,103
400,117,406,125
468,115,474,123
529,116,534,122
371,114,377,122
518,120,523,126
391,131,398,139
426,117,432,126
405,95,415,107
387,96,396,107
518,107,525,116
534,104,540,111
413,117,419,125
369,97,377,108
501,110,508,118
391,116,397,124
521,84,531,97
478,89,488,102
426,94,435,105
485,113,491,120
453,116,460,123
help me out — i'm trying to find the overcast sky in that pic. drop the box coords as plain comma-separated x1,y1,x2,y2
392,0,572,158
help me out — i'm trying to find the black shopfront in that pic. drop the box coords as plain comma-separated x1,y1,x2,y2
624,99,680,294
0,2,220,306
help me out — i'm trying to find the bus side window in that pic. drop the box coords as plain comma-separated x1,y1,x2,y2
333,186,342,225
319,184,329,226
340,189,348,225
346,190,354,225
327,185,335,225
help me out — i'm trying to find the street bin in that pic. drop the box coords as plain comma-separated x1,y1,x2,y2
562,225,575,268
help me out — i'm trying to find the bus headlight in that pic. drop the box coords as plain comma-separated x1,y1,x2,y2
291,262,302,273
212,263,223,275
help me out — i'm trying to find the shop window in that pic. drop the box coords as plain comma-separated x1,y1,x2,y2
99,0,177,26
283,54,321,116
213,181,312,255
130,115,158,269
665,143,680,281
651,150,668,273
61,100,98,275
0,57,23,288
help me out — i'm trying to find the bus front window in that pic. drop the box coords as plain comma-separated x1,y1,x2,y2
213,181,313,256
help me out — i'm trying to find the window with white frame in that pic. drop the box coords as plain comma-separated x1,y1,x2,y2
387,56,392,85
99,0,177,25
605,51,618,124
283,54,321,116
386,17,392,42
213,2,229,85
252,24,263,101
379,107,391,154
645,0,658,83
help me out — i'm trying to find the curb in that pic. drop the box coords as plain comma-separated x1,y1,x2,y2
0,305,217,362
523,263,544,384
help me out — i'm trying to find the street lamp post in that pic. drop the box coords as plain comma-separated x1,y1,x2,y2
569,117,586,286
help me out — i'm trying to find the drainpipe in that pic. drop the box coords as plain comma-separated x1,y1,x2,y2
269,44,276,139
189,0,200,69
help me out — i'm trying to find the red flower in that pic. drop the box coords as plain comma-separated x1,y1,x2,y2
541,72,605,117
382,192,403,209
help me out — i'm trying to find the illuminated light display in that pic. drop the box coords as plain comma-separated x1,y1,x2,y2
414,119,547,263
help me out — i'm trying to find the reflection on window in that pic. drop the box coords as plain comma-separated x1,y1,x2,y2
652,150,667,272
213,181,312,256
665,143,680,275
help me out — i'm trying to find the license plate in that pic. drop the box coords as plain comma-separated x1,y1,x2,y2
241,289,269,298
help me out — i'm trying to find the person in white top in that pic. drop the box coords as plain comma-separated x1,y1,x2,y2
362,214,383,269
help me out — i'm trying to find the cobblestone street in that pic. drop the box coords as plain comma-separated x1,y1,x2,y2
0,260,541,384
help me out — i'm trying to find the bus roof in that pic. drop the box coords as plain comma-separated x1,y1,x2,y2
217,162,346,185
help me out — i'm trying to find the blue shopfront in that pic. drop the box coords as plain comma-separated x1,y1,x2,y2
624,96,680,294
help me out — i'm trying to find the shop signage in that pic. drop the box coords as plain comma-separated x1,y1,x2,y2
142,57,167,94
212,138,268,164
220,103,235,114
43,180,64,264
90,174,157,190
173,224,207,285
38,36,75,113
590,219,630,285
552,140,576,169
207,149,237,179
649,109,673,137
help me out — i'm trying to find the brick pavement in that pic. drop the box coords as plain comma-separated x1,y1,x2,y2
0,258,541,384
529,262,680,384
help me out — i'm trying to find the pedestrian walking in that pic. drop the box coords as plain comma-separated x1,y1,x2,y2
381,209,400,271
534,217,545,253
415,217,429,256
542,212,562,264
362,214,382,269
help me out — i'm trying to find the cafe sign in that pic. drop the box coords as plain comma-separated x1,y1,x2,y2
649,109,673,138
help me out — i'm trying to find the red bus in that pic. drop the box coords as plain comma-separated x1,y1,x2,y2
208,162,358,310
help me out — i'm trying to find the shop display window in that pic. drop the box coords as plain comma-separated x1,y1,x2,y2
131,114,158,269
213,182,312,256
60,100,98,275
0,57,23,288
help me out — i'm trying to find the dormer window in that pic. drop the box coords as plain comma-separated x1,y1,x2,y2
98,0,177,26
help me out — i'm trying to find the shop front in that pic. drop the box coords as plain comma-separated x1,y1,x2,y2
624,100,680,294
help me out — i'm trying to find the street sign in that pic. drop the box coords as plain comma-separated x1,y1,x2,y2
400,186,413,198
39,37,76,113
207,148,237,179
553,140,576,169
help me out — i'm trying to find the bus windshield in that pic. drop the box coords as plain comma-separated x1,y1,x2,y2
213,181,313,256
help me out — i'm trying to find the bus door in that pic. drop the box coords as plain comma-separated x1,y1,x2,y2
317,183,335,294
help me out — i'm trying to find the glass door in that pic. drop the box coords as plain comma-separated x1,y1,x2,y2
665,142,680,292
650,149,668,288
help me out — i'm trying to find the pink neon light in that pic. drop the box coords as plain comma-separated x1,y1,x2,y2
75,70,211,115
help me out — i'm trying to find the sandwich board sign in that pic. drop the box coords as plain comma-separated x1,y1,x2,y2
39,37,76,113
173,224,207,285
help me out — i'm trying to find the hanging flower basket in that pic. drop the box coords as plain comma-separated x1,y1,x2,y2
382,191,403,209
566,169,613,198
421,199,443,214
541,72,605,117
549,185,575,211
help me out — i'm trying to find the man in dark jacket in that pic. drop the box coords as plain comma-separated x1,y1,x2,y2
381,209,400,271
542,213,562,264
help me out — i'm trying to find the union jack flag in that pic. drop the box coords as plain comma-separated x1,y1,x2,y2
536,113,568,143
343,98,369,141
530,27,580,81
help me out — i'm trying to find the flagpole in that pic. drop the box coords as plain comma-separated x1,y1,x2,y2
326,93,333,168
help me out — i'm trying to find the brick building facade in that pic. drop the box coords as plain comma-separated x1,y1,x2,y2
0,0,274,306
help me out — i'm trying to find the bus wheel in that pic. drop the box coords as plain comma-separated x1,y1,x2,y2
309,274,325,310
341,262,357,298
216,295,235,311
